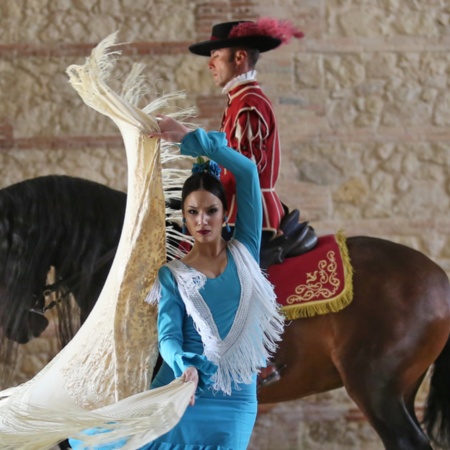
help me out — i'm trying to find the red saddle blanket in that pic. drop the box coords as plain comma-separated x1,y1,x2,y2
266,233,353,320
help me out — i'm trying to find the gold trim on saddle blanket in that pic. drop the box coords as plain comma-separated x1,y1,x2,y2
281,232,353,320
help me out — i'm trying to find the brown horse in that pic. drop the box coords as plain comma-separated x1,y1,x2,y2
0,176,449,450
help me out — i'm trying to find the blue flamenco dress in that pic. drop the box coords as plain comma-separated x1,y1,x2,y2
141,129,281,450
144,259,258,450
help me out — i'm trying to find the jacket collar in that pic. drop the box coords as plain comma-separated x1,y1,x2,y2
222,70,257,94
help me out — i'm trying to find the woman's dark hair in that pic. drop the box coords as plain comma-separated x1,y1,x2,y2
181,172,228,211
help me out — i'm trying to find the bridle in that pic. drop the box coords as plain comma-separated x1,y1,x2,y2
29,280,73,316
29,247,117,316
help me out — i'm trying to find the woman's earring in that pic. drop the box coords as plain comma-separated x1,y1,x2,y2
224,216,231,233
182,217,187,234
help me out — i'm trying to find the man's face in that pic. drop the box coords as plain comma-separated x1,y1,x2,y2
208,48,238,87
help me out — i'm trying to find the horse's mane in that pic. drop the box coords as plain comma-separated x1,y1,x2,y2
0,175,126,384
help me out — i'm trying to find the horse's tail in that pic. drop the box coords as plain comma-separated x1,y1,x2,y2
423,334,450,448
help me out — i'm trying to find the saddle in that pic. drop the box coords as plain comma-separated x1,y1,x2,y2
260,204,318,269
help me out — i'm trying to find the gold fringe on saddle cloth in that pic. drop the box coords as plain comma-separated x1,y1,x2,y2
0,32,195,450
280,231,354,320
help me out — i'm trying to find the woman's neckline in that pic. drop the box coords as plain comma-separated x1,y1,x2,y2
180,247,230,280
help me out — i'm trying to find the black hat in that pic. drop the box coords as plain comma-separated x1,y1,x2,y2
189,21,283,56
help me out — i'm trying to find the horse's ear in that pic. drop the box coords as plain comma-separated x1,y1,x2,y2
28,311,49,339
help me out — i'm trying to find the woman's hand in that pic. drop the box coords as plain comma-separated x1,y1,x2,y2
182,366,199,406
149,115,191,143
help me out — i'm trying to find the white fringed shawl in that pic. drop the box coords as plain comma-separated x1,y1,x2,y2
0,32,195,450
147,239,284,395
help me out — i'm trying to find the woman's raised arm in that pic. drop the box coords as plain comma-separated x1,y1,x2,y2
151,116,262,259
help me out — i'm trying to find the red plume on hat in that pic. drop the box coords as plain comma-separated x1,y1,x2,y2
188,18,304,56
229,18,304,45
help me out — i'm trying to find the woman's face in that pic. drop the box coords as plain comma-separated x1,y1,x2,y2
183,189,225,244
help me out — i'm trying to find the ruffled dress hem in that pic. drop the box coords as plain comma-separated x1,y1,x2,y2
144,444,231,450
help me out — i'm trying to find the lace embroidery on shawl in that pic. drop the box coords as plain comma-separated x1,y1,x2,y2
147,239,284,395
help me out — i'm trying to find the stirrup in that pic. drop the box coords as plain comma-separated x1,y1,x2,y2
257,363,286,389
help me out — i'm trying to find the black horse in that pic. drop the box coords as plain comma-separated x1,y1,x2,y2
0,175,126,373
1,175,450,450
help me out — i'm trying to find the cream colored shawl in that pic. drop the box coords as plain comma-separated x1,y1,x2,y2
0,33,194,450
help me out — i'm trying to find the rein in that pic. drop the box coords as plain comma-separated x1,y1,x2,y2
29,247,117,316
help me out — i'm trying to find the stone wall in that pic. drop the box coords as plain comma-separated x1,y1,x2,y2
1,1,449,448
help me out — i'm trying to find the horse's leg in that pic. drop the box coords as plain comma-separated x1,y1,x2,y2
342,371,431,450
334,309,434,449
404,373,427,431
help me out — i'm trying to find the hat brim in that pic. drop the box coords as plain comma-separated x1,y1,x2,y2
189,35,282,56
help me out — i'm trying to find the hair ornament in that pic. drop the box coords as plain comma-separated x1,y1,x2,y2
229,18,304,45
192,156,221,180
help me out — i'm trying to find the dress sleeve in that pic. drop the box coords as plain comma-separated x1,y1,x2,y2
180,129,262,260
156,266,217,391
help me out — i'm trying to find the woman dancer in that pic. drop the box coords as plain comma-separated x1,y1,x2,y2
143,116,284,449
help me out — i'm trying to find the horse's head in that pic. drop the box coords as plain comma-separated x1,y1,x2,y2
0,175,126,346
